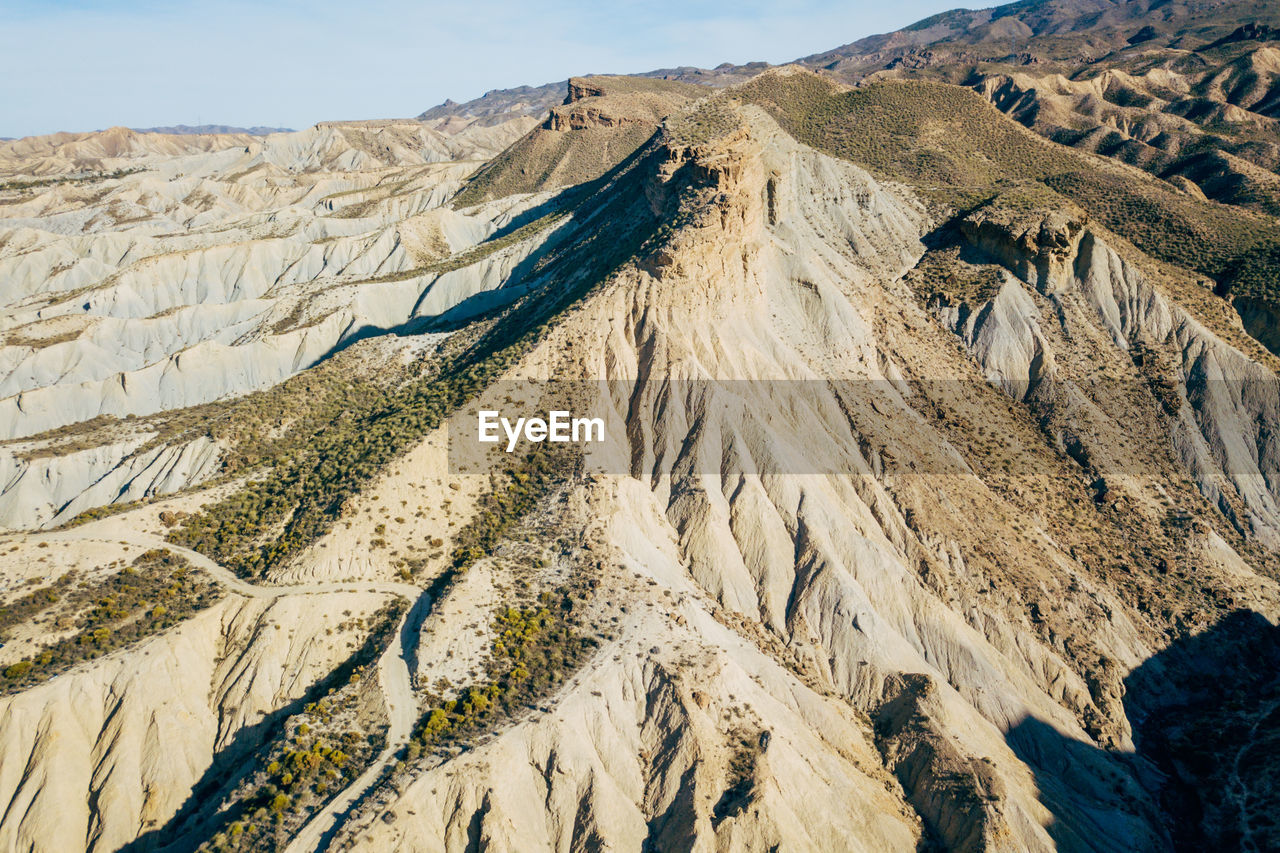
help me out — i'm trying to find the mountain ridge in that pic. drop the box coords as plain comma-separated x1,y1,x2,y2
0,3,1278,852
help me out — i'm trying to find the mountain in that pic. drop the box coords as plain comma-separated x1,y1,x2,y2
132,125,296,136
1,4,1279,853
424,0,1280,357
417,63,770,125
793,0,1280,362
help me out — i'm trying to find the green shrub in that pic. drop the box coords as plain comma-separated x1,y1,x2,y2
449,451,568,573
0,571,79,640
3,661,32,680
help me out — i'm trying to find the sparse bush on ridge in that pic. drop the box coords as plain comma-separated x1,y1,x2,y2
405,590,595,762
0,571,80,641
0,167,144,193
190,598,405,853
166,343,538,577
169,155,661,579
448,450,570,574
0,550,221,693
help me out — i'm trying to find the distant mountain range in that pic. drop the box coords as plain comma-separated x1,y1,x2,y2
417,63,768,124
131,124,293,136
422,0,1280,125
421,0,1280,318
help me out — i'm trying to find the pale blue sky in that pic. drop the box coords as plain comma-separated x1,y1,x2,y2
1,0,965,138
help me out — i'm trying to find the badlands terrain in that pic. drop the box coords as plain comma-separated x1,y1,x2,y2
1,1,1280,852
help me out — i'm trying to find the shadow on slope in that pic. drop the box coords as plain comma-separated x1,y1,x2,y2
314,124,663,362
166,132,667,581
320,184,593,358
115,604,405,853
1008,609,1280,852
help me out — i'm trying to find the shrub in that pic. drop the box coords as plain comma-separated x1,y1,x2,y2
405,589,596,759
3,661,32,680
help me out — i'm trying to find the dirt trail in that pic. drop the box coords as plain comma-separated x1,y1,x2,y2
284,591,433,853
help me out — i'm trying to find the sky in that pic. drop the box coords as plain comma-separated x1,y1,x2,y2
0,0,965,138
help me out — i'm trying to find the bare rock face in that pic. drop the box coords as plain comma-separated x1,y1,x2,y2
0,435,222,529
351,617,923,852
957,202,1086,295
926,202,1280,549
323,98,1273,852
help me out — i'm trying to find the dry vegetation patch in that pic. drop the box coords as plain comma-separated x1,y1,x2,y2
0,548,221,692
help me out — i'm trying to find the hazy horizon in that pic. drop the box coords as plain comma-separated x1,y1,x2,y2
1,0,962,138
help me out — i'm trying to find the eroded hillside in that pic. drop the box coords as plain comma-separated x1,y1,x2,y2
0,60,1278,853
424,0,1280,358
